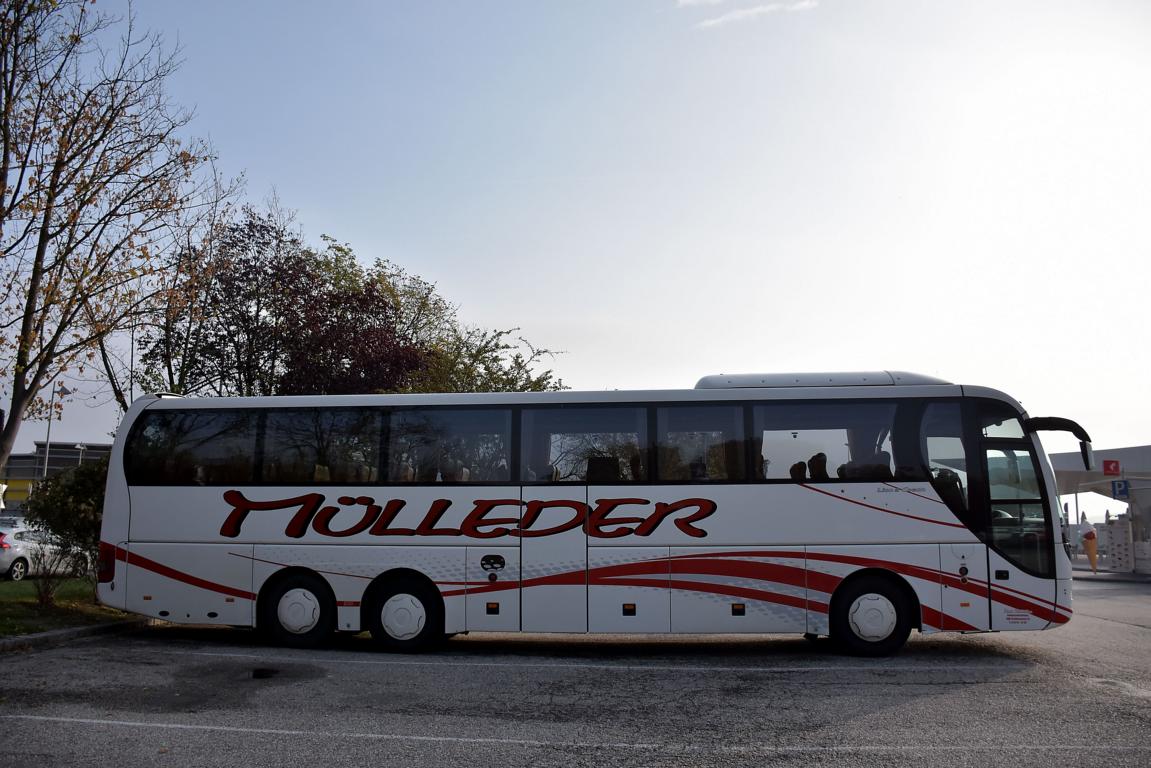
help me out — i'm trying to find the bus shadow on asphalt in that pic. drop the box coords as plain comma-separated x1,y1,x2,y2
125,623,1032,665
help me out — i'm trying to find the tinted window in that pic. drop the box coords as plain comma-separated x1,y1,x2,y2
986,447,1042,500
126,410,257,484
521,407,647,483
656,405,745,481
263,409,382,484
981,402,1025,438
388,409,512,483
921,402,971,520
753,402,896,482
986,446,1052,576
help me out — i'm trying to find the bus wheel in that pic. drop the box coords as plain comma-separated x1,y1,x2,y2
259,572,336,649
367,575,444,652
831,576,912,656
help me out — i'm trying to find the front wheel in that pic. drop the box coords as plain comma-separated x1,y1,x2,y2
259,572,336,649
6,558,28,582
831,576,913,656
367,576,444,652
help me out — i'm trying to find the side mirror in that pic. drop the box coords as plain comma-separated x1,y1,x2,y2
1080,441,1095,472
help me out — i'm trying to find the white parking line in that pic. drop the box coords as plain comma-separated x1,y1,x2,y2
3,715,1148,754
177,649,1028,675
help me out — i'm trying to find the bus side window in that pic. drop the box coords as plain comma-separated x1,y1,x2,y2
263,408,382,485
919,403,971,522
387,408,512,484
752,402,896,482
126,410,257,485
655,405,745,482
521,407,647,483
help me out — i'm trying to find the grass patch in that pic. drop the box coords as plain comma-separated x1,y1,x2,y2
0,578,127,638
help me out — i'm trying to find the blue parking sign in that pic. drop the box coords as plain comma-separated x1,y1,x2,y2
1112,480,1130,500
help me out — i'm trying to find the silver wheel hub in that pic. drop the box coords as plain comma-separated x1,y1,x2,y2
277,588,321,634
848,593,897,641
381,593,426,640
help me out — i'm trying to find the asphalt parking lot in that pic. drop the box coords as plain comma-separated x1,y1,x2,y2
2,578,1150,768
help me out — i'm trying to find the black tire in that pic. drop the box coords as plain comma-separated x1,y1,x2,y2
830,576,913,657
366,575,444,652
258,572,336,649
7,558,28,582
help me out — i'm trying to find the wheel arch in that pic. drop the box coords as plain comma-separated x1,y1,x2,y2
256,566,337,631
830,567,922,631
359,567,443,630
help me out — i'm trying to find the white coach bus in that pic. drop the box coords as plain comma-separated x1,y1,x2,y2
96,372,1093,655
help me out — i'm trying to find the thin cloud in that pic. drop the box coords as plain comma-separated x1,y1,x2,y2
677,0,728,6
696,1,818,29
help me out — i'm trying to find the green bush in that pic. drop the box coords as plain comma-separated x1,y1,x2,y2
23,458,108,598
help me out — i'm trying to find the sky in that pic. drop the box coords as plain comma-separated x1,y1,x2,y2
17,0,1151,502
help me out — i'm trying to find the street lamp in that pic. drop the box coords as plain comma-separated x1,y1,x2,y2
75,443,86,465
41,383,73,479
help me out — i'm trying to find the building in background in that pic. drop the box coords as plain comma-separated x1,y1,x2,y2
0,441,112,516
1050,445,1151,575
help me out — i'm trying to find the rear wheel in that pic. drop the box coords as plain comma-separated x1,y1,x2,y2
6,558,28,582
831,576,913,656
367,575,444,652
259,572,336,649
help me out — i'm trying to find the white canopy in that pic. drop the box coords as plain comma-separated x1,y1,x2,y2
1049,444,1151,496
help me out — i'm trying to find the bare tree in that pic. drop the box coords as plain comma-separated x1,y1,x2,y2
0,0,212,466
95,164,239,408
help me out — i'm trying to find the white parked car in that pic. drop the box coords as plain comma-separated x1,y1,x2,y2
1,525,63,581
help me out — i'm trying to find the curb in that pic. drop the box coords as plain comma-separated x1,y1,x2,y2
0,619,149,654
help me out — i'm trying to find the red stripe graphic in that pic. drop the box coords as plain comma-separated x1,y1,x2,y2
113,544,255,600
671,549,1063,626
988,585,1066,625
921,606,978,632
108,541,1065,629
597,576,827,613
669,558,817,591
800,484,968,529
812,553,1063,625
986,579,1067,613
446,551,1061,627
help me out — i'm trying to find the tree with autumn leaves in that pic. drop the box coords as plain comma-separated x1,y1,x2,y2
0,0,219,470
134,206,562,399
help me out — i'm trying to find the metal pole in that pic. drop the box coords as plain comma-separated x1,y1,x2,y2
128,322,135,407
40,383,71,479
42,386,56,479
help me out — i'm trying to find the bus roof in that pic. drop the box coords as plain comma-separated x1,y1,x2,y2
128,374,977,411
694,371,951,389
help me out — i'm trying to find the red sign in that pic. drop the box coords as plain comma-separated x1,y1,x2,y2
1103,460,1121,476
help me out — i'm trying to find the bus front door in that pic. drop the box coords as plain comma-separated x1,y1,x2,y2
519,488,588,632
